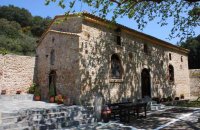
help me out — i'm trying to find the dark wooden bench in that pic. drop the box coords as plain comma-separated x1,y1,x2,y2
107,102,132,120
107,102,147,123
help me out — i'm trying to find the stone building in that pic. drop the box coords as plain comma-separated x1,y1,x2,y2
36,13,190,105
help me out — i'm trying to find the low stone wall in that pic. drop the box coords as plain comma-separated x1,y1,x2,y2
0,54,35,94
189,69,200,100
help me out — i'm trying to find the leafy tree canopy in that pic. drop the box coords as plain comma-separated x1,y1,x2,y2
0,5,32,27
179,35,200,69
45,0,200,41
0,5,52,37
0,5,52,55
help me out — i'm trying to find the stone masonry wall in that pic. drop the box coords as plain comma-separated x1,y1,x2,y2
189,69,200,100
36,32,80,103
0,54,35,94
36,17,82,103
79,19,190,103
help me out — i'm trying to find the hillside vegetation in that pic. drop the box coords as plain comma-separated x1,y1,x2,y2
179,35,200,69
0,5,51,55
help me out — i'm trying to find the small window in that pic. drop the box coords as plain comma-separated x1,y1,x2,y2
169,53,172,60
50,49,55,65
116,36,121,46
115,27,121,46
181,56,183,62
52,37,55,43
169,65,174,82
110,54,123,79
144,44,148,54
128,53,133,60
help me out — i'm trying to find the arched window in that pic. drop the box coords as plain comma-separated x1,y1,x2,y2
111,54,123,79
169,65,174,82
169,53,172,60
50,49,55,65
181,56,183,62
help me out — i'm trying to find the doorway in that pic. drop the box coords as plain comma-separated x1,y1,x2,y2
49,70,57,96
141,68,151,98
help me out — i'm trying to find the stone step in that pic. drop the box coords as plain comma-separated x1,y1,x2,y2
8,126,32,130
0,121,29,130
0,94,33,101
1,116,19,124
1,112,19,118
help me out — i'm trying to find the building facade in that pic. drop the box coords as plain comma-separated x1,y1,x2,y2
36,13,190,105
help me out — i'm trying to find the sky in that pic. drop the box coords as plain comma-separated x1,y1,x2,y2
0,0,199,45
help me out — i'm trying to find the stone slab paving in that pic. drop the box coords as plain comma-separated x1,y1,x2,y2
1,97,200,130
0,99,58,113
67,107,200,130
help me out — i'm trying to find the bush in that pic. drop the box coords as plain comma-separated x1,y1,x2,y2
167,96,173,101
28,83,40,96
28,83,36,94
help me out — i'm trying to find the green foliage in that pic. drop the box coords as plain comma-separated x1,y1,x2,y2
28,83,36,94
0,48,8,55
34,87,41,96
179,35,200,69
0,5,52,56
28,83,41,96
175,101,200,108
0,18,22,38
45,0,200,41
49,83,56,97
31,16,51,37
167,96,173,101
0,5,32,27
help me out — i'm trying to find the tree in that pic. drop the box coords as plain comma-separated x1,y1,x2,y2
179,35,200,69
0,5,52,55
45,0,200,41
0,16,36,55
31,16,51,37
0,18,22,38
0,5,32,27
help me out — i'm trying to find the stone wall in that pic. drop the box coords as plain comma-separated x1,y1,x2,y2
36,31,80,102
0,54,35,94
189,69,200,100
79,19,190,103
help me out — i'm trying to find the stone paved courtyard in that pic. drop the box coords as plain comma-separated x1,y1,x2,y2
1,95,200,130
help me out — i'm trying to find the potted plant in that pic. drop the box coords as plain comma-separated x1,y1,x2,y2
175,97,180,100
55,94,64,104
180,94,184,99
160,97,167,103
167,96,173,102
28,83,36,94
152,97,160,104
16,90,21,94
1,90,6,95
28,84,41,101
34,87,41,101
49,83,55,103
